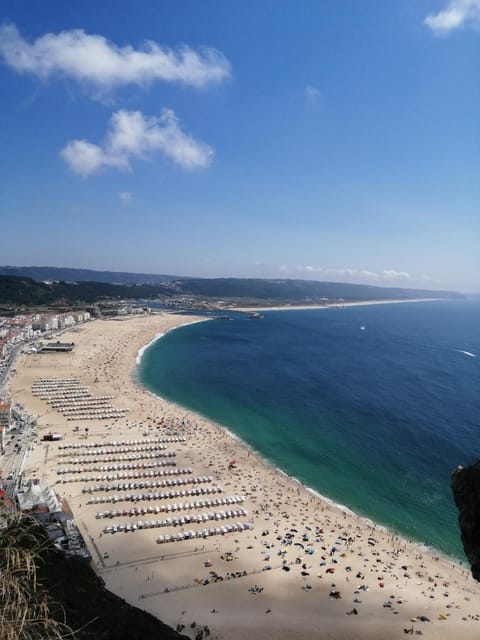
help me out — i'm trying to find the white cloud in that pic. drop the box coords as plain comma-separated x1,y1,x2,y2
425,0,480,33
304,84,321,105
118,191,132,203
61,139,126,175
60,109,214,176
278,264,433,284
0,23,230,93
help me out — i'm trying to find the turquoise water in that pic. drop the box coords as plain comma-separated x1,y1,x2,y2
139,300,480,559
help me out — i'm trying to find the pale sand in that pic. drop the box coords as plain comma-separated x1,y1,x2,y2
8,313,480,640
234,298,444,312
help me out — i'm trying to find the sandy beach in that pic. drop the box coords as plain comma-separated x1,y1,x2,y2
233,298,444,312
8,312,480,640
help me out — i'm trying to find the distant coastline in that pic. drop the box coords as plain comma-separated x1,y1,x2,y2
0,270,463,313
232,297,444,312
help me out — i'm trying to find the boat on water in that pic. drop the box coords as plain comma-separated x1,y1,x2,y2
247,312,264,319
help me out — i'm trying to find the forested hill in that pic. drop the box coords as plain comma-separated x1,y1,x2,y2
172,277,464,301
0,266,465,301
0,265,180,284
0,273,464,307
0,275,173,306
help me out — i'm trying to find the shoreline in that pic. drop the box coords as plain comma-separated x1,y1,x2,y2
143,382,454,565
135,317,212,367
9,313,480,639
232,298,445,312
137,307,459,563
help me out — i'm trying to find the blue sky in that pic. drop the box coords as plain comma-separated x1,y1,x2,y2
0,1,478,292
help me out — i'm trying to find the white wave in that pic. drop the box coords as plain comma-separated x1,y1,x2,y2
135,317,211,366
223,427,241,443
135,331,165,365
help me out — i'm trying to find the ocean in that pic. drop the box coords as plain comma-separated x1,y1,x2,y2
138,300,480,560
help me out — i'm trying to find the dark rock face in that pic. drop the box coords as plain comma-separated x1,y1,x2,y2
451,463,480,581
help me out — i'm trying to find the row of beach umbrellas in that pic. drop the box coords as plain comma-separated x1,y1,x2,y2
32,377,126,420
103,509,249,535
37,393,113,399
33,378,85,387
157,522,251,543
58,444,168,456
81,475,214,494
65,413,127,421
62,467,194,483
33,383,90,393
37,391,97,399
59,436,186,449
87,486,223,504
50,400,113,408
95,496,245,519
65,409,127,417
63,451,176,464
57,460,177,475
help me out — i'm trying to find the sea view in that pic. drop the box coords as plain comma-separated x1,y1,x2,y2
3,3,480,637
140,300,480,560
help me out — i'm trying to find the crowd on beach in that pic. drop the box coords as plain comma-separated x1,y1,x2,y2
10,314,480,640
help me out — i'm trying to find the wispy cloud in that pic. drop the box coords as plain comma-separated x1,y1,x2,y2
277,264,434,285
118,191,132,203
304,84,321,106
60,109,214,176
425,0,480,33
0,23,231,94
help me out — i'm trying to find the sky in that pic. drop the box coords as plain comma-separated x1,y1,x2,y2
0,1,479,293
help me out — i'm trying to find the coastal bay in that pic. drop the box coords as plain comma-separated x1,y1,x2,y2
140,300,480,560
9,311,480,639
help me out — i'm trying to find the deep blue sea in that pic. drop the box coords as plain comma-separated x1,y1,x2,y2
139,300,480,560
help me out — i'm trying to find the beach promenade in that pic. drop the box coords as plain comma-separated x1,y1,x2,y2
8,313,480,640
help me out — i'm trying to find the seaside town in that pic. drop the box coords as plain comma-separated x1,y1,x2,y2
0,303,479,640
0,305,146,542
0,310,97,558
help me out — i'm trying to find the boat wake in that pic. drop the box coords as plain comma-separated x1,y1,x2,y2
455,350,477,358
425,344,477,359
